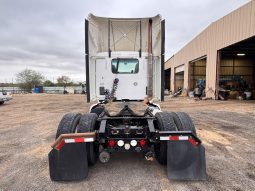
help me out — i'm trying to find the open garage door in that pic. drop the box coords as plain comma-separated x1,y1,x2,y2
174,65,184,92
218,36,255,100
165,68,171,91
189,57,207,93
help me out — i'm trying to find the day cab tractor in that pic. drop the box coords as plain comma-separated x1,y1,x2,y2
48,14,206,181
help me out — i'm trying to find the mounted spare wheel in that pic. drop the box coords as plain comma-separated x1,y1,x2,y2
154,112,177,165
76,113,98,166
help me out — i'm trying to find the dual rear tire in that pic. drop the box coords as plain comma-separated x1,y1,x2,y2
55,113,81,139
155,112,177,165
170,112,197,136
76,113,98,166
155,112,197,165
55,112,98,166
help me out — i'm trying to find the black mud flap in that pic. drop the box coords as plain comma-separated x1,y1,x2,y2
167,142,206,180
48,143,88,181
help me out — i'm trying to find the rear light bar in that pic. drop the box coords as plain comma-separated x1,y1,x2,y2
52,132,96,151
158,131,201,146
160,135,198,146
51,131,201,150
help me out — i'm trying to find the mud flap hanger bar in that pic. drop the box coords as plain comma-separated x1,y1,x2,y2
158,131,202,146
52,132,96,151
52,131,201,150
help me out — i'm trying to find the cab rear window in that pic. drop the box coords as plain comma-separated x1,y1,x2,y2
111,58,139,74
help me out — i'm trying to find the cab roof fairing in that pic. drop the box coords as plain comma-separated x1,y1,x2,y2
86,14,163,57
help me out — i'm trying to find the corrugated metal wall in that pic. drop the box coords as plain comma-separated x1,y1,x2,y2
165,1,255,98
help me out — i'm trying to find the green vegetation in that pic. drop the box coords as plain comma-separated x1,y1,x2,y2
16,69,44,92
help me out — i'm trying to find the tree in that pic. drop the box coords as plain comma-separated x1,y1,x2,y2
57,75,71,90
44,80,54,87
16,69,44,92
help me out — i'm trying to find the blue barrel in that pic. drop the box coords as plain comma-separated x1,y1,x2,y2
34,87,40,93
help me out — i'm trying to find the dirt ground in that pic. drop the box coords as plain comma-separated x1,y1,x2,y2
0,94,254,191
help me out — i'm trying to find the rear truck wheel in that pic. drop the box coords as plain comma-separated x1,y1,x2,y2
170,112,197,136
154,112,177,165
167,112,197,166
166,112,206,180
90,105,105,116
49,112,90,181
55,113,81,139
0,101,4,105
76,113,98,166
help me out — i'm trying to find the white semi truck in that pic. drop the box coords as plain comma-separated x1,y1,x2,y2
48,14,206,181
86,14,164,102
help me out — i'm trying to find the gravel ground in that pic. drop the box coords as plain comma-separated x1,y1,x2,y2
0,94,255,191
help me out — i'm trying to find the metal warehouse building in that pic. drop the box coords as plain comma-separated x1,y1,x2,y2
165,1,255,99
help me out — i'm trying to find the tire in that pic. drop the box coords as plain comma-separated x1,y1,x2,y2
90,106,105,116
0,101,4,105
55,113,81,139
170,112,197,136
76,113,98,166
155,112,177,165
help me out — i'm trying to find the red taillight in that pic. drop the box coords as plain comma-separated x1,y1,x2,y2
139,139,146,147
108,140,116,148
